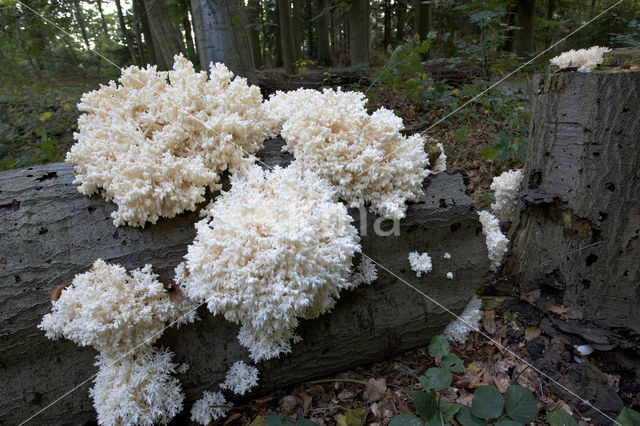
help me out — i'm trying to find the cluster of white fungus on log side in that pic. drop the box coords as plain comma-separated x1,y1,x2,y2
190,391,231,425
490,169,524,221
219,361,260,395
351,256,378,286
39,259,196,358
67,54,273,227
264,88,430,220
408,251,433,277
176,165,361,362
477,211,509,271
39,259,196,426
549,46,611,73
91,348,184,426
443,295,483,344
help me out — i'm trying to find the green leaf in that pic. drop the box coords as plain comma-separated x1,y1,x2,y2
231,15,242,25
456,407,488,426
297,420,319,426
443,403,463,422
425,367,453,391
418,375,430,390
455,125,468,142
424,418,447,426
428,335,450,357
494,419,522,426
546,409,578,426
266,415,290,426
442,353,465,373
471,386,504,419
250,416,267,426
389,414,425,426
413,390,438,420
504,385,538,423
617,407,640,426
340,408,365,426
481,148,497,161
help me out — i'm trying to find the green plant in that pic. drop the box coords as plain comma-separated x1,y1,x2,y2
390,335,537,426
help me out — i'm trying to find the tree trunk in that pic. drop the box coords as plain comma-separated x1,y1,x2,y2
247,0,263,68
412,0,432,42
349,0,369,66
72,0,91,51
512,0,536,57
115,0,139,65
506,66,640,320
316,0,331,66
190,0,255,77
182,1,198,66
134,0,157,66
0,144,488,425
292,0,303,60
395,0,407,43
132,1,147,65
143,0,185,70
277,0,296,73
383,0,391,49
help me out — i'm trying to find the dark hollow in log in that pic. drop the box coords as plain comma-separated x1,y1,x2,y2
0,142,488,424
506,70,640,321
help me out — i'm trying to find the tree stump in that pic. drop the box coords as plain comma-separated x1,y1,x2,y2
0,141,489,425
506,68,640,320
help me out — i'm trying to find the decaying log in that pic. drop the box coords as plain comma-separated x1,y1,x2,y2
505,69,640,320
0,142,488,424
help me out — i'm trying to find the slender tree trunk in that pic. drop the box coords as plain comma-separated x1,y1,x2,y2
412,0,432,42
274,0,283,66
144,0,186,70
247,0,263,68
349,0,369,66
72,0,91,50
316,0,331,65
116,0,139,65
96,0,110,37
383,0,390,49
395,0,406,43
306,0,314,59
512,0,536,57
134,0,157,66
190,0,255,77
277,0,296,73
292,0,303,60
132,2,146,65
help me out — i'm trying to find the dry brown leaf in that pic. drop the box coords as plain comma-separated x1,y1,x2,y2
493,373,511,393
482,310,497,334
548,305,569,315
224,412,242,424
301,393,312,411
520,289,541,306
363,378,387,402
281,395,298,414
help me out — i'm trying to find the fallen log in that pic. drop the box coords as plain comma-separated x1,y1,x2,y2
0,142,489,425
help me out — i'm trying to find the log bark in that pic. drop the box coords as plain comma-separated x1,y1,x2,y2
506,69,640,320
0,142,489,424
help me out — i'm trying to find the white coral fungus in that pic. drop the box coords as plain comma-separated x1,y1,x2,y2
433,142,447,172
549,46,611,73
443,295,483,344
478,211,509,271
351,256,378,286
490,169,523,221
220,361,259,395
91,347,184,426
265,88,430,220
446,272,454,279
443,252,451,260
178,166,360,361
408,251,433,277
39,259,196,358
67,54,273,227
190,391,231,425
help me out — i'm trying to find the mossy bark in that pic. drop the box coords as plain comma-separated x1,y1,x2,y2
0,141,488,425
505,69,640,320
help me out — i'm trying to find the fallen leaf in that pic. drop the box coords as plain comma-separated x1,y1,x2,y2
281,395,298,414
301,393,312,411
224,412,242,424
363,378,387,402
548,305,569,315
525,326,541,341
482,310,497,334
520,289,541,305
